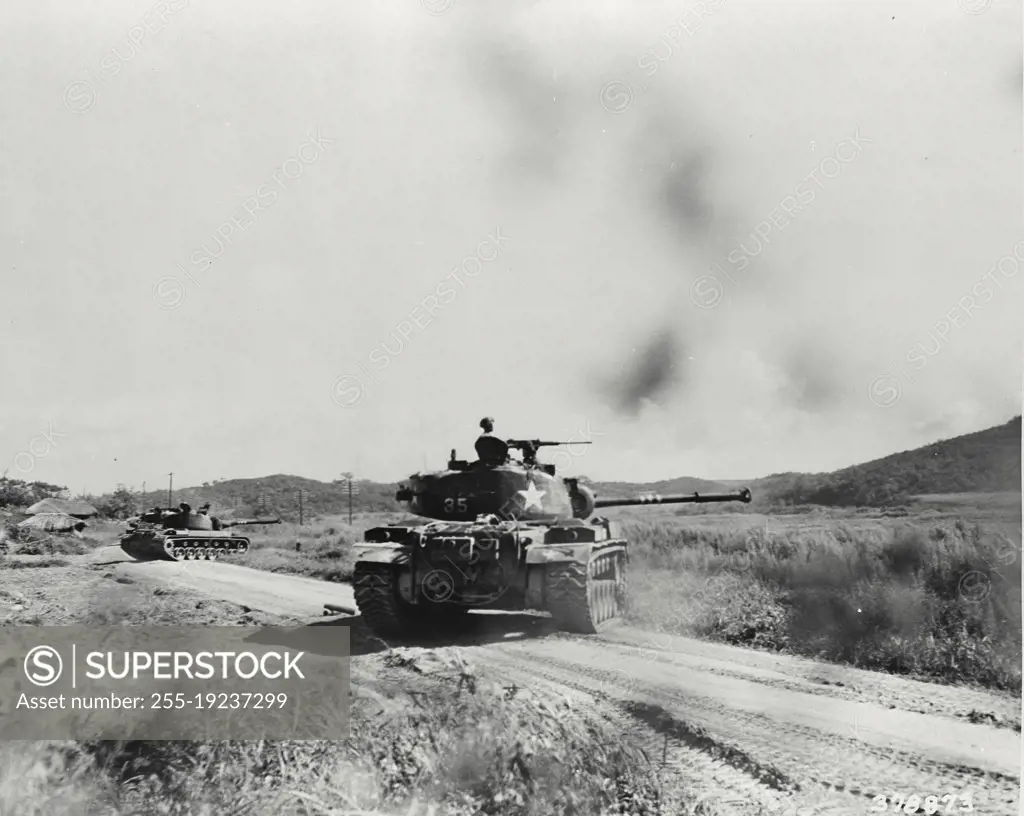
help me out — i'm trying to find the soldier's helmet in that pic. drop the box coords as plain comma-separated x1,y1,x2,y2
179,502,192,513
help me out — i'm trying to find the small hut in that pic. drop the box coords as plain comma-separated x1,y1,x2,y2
18,513,87,534
25,499,98,519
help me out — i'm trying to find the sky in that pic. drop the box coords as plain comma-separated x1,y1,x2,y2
1,0,1020,493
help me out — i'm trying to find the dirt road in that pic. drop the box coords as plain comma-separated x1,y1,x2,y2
97,546,1021,815
91,546,356,619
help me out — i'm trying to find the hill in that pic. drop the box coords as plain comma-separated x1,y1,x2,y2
79,416,1020,518
113,474,402,522
752,415,1021,507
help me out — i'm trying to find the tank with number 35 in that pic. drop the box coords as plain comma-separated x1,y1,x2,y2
352,434,751,637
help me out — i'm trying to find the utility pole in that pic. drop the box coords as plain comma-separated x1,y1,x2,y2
167,473,173,508
142,480,146,498
340,472,358,525
297,489,309,526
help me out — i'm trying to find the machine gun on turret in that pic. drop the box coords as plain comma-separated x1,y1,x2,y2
505,439,592,467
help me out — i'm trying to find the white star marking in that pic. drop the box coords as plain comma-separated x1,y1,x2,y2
517,481,546,510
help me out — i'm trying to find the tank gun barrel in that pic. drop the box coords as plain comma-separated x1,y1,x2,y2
219,518,282,528
593,487,752,509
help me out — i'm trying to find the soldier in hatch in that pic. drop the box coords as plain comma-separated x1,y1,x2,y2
170,502,192,525
198,502,224,529
475,416,509,466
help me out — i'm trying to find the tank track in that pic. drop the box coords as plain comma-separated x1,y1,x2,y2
545,550,627,634
353,563,471,639
353,564,414,637
119,532,250,562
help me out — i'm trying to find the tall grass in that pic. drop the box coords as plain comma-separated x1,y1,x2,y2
237,518,360,582
239,510,1022,689
2,673,695,816
237,514,417,582
625,516,1022,691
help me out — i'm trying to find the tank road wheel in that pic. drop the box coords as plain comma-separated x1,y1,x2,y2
546,551,626,634
353,564,419,638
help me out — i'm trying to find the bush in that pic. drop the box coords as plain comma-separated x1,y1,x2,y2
12,536,87,556
693,575,789,650
0,556,70,569
624,515,1022,691
19,662,691,816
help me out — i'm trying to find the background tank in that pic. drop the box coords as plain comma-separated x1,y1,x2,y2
119,504,281,562
352,438,751,637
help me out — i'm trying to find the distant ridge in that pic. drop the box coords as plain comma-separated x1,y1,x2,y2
87,416,1021,516
750,415,1021,506
124,474,402,522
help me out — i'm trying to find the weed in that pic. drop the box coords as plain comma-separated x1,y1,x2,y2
4,675,699,815
624,513,1021,691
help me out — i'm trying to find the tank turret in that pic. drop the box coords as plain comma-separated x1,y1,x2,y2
393,440,750,523
352,431,753,639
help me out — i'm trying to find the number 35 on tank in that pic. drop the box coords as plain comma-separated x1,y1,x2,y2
870,793,973,813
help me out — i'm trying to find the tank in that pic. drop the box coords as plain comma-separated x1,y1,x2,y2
119,504,281,562
352,438,752,637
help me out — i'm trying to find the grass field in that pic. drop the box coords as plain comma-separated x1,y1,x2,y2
613,494,1022,691
0,680,687,816
234,515,384,581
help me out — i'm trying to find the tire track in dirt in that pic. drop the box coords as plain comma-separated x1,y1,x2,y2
478,652,793,815
602,625,1021,731
471,638,1020,815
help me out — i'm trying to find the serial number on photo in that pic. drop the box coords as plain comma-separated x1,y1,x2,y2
16,692,289,711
